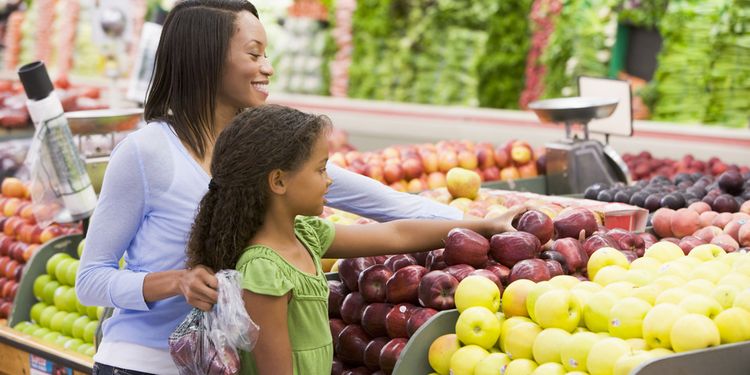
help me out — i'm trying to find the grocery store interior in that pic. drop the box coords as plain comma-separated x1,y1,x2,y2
0,0,749,374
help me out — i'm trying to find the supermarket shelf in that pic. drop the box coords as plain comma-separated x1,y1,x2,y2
270,93,750,165
0,323,93,374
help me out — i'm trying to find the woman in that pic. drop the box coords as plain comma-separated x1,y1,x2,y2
76,1,462,374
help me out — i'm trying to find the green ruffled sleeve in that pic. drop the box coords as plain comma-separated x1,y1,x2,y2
237,256,294,297
295,216,335,257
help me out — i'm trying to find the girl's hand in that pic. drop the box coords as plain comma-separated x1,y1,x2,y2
179,265,219,311
484,205,527,236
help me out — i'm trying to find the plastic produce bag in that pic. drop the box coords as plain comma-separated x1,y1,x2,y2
169,270,259,375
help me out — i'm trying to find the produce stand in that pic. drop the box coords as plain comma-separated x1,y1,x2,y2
0,323,93,374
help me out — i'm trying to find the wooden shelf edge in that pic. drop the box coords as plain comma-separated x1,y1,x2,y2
0,323,94,372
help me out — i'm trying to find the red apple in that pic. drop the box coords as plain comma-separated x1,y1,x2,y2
384,255,417,272
652,208,675,238
412,251,429,267
331,358,345,375
679,236,707,255
517,210,554,244
364,164,385,183
341,292,367,325
608,229,646,256
724,218,749,243
469,269,504,292
438,151,459,173
442,264,476,282
406,308,438,337
385,303,417,338
39,225,64,244
494,146,510,168
383,163,405,185
330,319,347,349
484,263,511,285
638,232,658,249
339,257,376,291
712,234,740,253
693,226,723,242
553,208,598,240
509,258,551,283
544,259,565,277
0,235,12,257
328,280,348,318
620,250,639,263
402,158,424,181
477,147,496,170
373,256,388,264
385,265,427,304
364,337,390,371
417,270,458,310
425,248,447,271
359,265,394,303
361,303,393,338
738,222,750,247
581,234,618,257
421,152,439,174
539,250,569,273
379,338,408,374
0,301,11,319
489,232,541,267
336,324,371,366
443,228,490,268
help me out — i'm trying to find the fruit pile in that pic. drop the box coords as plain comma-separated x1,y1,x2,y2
584,171,750,212
12,239,101,357
0,177,75,319
329,139,544,193
622,151,749,181
428,242,750,375
651,204,750,253
0,139,28,181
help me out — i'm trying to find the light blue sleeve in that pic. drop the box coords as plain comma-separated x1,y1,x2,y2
75,137,150,311
325,163,463,222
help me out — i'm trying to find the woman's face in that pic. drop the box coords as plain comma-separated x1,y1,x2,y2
218,11,274,110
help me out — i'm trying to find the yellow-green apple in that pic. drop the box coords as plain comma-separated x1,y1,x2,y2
505,321,542,360
428,334,461,375
693,260,731,283
532,328,571,364
500,316,532,351
733,289,750,311
446,167,481,200
629,257,662,272
526,281,561,321
682,279,715,296
678,294,723,319
630,284,662,305
502,279,535,317
474,352,511,375
644,242,685,263
449,345,489,375
534,289,581,332
612,351,657,375
649,348,674,357
588,248,630,281
655,261,691,280
651,275,688,290
608,297,652,339
586,337,632,375
454,275,500,313
456,306,501,349
654,287,691,305
593,265,628,286
500,166,521,181
711,284,740,309
718,273,750,288
503,358,538,375
624,269,656,287
670,313,720,352
714,307,750,344
530,362,565,374
583,291,619,332
603,281,637,299
457,150,478,170
626,338,648,351
560,331,600,372
571,281,603,293
688,244,726,261
548,275,580,289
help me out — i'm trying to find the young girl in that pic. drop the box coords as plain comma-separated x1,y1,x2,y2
186,104,522,375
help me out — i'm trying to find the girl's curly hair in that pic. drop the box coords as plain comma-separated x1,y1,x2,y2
186,104,331,271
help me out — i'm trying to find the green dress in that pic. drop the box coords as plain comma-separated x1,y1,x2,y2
236,216,335,375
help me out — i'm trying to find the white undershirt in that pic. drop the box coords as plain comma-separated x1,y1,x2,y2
95,341,179,375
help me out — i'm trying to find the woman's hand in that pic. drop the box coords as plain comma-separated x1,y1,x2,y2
179,265,219,311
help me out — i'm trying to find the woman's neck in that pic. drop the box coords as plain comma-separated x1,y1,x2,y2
213,102,239,138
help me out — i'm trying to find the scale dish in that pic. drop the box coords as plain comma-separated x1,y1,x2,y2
66,108,143,135
529,97,618,124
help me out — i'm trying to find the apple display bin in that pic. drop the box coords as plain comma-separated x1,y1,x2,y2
481,176,547,195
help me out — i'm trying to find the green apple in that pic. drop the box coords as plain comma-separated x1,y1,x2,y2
534,289,581,332
644,242,684,262
500,316,533,352
642,303,687,349
526,281,561,321
76,300,87,315
548,275,580,289
612,351,656,375
22,324,41,335
629,257,662,272
532,328,571,364
608,297,652,339
654,288,690,305
588,247,630,281
41,280,61,305
474,352,511,375
531,362,565,374
61,312,80,337
87,305,99,320
603,281,637,298
13,321,31,332
53,285,73,312
455,275,501,313
33,275,53,301
560,331,600,372
586,337,632,375
83,320,99,344
570,281,603,293
85,346,96,357
429,333,461,375
449,345,489,375
714,307,750,344
456,306,501,349
42,331,61,343
583,291,618,333
670,313,720,352
55,258,75,286
688,244,726,261
63,288,78,313
64,338,84,352
683,279,715,295
624,269,656,287
49,311,68,333
593,265,628,286
77,343,94,356
65,260,79,287
46,253,72,278
693,261,731,283
72,316,91,340
711,284,740,309
96,306,105,320
77,239,85,258
718,273,750,289
505,321,542,360
32,327,51,339
503,358,537,375
630,284,662,305
678,294,723,319
502,279,536,317
30,302,48,324
54,334,71,347
39,305,59,328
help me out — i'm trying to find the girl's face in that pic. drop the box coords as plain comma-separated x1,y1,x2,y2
218,11,274,111
285,134,332,216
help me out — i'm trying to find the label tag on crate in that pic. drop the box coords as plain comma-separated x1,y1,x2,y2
29,354,73,375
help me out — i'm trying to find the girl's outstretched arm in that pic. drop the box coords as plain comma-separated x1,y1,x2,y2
243,290,293,375
325,206,525,259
